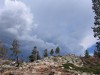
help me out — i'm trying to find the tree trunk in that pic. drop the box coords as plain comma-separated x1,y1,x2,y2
16,55,19,67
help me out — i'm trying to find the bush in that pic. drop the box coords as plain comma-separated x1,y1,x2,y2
63,63,100,74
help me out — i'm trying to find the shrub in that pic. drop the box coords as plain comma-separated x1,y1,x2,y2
63,63,100,74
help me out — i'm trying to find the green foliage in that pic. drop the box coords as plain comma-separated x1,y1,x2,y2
85,50,90,58
55,46,60,56
80,57,100,74
63,63,100,74
29,46,37,62
50,49,54,56
94,50,98,57
29,46,41,62
37,51,41,60
92,0,100,39
0,41,7,59
10,39,20,67
29,55,34,62
92,0,100,58
44,49,48,57
11,40,20,55
63,63,76,69
93,42,100,58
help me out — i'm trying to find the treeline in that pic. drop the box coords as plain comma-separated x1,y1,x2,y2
89,0,100,59
84,44,100,59
84,0,100,59
0,40,21,67
1,39,100,67
0,39,60,67
29,46,60,62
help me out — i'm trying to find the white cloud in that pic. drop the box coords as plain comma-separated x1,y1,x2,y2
0,0,58,52
27,0,95,55
0,0,96,56
80,31,97,50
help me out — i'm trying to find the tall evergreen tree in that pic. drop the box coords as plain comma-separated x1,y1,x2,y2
44,49,48,57
37,50,41,60
10,39,20,67
55,47,60,56
92,0,100,58
95,42,100,58
85,50,90,58
29,46,37,62
94,50,98,57
29,46,41,62
50,49,54,56
0,41,7,59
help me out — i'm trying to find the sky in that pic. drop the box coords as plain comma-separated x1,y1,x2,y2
0,0,97,56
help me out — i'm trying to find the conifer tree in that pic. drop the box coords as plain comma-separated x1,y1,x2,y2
85,50,90,58
92,0,100,58
10,39,20,67
55,47,60,56
50,49,54,56
0,41,7,59
95,42,100,58
94,50,98,57
29,46,41,62
44,49,48,57
37,50,41,60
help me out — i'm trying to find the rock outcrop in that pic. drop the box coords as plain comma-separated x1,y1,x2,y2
0,55,94,75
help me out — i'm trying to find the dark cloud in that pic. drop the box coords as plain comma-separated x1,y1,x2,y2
24,0,96,55
0,0,58,54
0,0,96,55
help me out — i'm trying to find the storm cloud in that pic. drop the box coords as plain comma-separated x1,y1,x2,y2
0,0,58,54
0,0,97,55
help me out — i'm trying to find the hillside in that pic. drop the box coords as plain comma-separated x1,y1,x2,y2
0,55,99,75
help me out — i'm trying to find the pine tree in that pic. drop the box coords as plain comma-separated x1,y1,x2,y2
92,0,100,58
85,50,90,58
0,41,7,59
37,50,41,60
55,47,60,56
29,46,41,62
95,42,100,58
29,54,34,62
44,49,48,57
50,49,54,56
29,46,37,62
94,50,98,57
10,39,20,67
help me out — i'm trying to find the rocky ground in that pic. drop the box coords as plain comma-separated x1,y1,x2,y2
0,55,96,75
